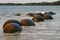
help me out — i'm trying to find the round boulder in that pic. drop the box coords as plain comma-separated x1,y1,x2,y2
20,19,35,26
3,20,21,28
26,13,34,17
3,23,22,33
32,16,44,22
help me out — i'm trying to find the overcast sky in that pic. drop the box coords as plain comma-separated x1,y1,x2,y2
0,0,58,3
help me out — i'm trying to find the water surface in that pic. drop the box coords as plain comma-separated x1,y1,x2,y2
0,6,60,40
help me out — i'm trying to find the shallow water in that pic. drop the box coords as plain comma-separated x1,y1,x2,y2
0,6,60,40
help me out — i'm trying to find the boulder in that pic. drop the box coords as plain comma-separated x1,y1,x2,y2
34,13,43,17
15,14,21,16
3,23,22,33
44,12,49,15
44,14,53,20
44,12,56,15
32,16,44,22
26,13,34,17
48,11,56,15
3,20,21,28
20,19,35,26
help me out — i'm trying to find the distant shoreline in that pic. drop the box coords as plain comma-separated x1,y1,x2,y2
0,4,60,6
0,1,60,6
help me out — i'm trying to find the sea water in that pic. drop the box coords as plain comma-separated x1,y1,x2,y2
0,6,60,40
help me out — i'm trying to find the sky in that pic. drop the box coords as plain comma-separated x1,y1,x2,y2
0,0,58,3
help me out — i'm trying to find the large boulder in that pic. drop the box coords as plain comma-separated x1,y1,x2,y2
34,13,43,17
26,13,34,17
20,19,35,26
3,23,22,33
32,16,44,22
3,20,21,28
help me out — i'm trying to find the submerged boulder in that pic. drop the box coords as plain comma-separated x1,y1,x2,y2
3,20,21,28
32,16,44,22
3,23,22,33
26,13,34,17
20,19,35,26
